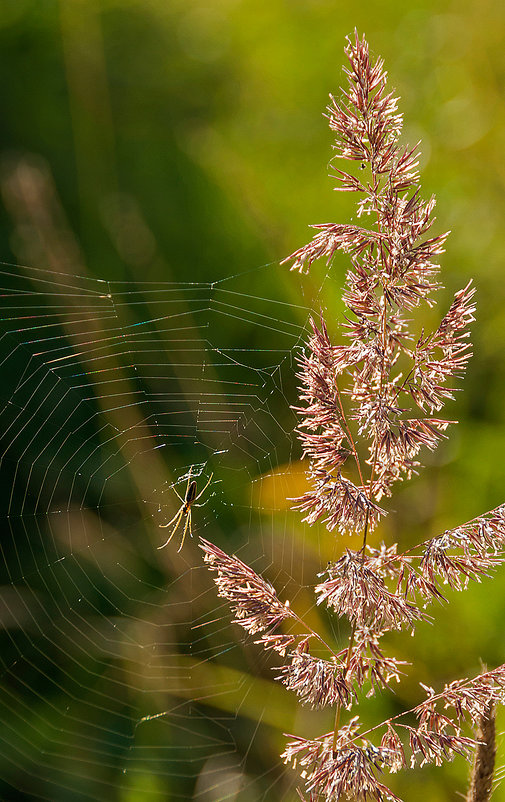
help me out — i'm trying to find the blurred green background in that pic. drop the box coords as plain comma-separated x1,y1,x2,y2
1,1,505,800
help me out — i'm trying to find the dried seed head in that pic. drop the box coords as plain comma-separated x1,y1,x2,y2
275,648,353,710
284,30,475,526
282,726,402,802
316,549,427,632
199,538,294,635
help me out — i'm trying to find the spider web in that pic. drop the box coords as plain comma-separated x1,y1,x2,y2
0,256,341,801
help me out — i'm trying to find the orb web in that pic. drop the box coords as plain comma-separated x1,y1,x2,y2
0,257,336,801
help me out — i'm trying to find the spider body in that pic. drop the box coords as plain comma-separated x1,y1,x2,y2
158,470,212,552
185,480,198,507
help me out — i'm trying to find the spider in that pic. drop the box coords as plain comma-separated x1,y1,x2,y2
158,469,213,552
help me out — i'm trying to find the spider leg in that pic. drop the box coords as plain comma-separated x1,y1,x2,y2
159,506,183,528
177,509,191,553
195,472,213,501
172,487,184,503
157,507,184,549
168,468,192,506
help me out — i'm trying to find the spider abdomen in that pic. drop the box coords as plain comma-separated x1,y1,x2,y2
186,481,198,506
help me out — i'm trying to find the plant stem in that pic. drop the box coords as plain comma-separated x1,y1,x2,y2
332,508,371,754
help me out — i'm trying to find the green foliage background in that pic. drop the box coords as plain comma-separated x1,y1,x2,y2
0,1,505,800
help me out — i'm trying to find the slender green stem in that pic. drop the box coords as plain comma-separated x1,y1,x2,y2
332,508,371,754
332,617,358,752
332,175,388,753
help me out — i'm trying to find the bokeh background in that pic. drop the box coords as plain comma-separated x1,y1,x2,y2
1,1,505,800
